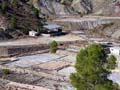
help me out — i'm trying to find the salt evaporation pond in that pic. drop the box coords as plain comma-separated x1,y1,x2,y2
108,72,120,84
108,56,120,85
6,53,60,68
58,66,76,76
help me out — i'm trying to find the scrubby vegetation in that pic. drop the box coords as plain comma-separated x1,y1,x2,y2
10,15,17,29
102,22,114,29
70,44,119,90
0,0,45,34
49,41,58,53
2,69,11,75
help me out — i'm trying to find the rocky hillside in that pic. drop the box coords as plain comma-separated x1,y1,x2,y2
32,0,120,17
0,0,45,39
31,0,120,39
0,0,119,40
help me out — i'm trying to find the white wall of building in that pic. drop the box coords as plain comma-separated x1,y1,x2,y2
110,47,120,56
29,31,37,37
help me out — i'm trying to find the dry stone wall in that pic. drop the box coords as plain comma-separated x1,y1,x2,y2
0,44,49,57
0,65,69,82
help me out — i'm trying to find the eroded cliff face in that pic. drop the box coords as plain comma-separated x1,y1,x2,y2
31,0,120,39
92,0,120,16
32,0,120,17
32,0,93,16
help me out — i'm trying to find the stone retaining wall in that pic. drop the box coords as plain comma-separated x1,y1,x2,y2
0,78,51,90
0,44,49,57
0,65,69,82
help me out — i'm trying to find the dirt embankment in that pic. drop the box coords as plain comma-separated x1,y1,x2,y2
33,0,120,17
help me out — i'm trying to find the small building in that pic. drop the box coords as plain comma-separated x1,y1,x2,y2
42,24,62,37
110,47,120,56
29,30,38,37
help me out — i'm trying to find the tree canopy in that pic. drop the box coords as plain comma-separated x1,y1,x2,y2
70,43,119,90
1,0,8,13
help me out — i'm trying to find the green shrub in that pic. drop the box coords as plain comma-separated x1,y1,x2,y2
102,22,114,29
49,41,58,53
89,28,97,34
79,12,85,17
2,69,10,75
10,15,17,29
70,44,118,90
107,55,117,69
118,36,120,40
33,7,40,18
1,1,8,13
11,0,20,6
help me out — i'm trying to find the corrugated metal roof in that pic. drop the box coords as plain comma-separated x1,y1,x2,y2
43,24,61,30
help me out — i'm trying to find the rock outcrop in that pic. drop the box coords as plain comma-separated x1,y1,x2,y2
32,0,120,17
32,0,93,16
53,16,120,30
0,16,10,30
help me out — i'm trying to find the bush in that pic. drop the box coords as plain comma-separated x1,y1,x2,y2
107,55,117,69
2,69,10,75
89,28,97,34
118,36,120,40
102,22,114,29
33,7,40,18
79,12,85,17
1,1,8,13
10,15,17,29
70,44,118,90
49,41,58,53
11,0,20,6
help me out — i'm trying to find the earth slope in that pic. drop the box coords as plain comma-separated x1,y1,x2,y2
32,0,120,17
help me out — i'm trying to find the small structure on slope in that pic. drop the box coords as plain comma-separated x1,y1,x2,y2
110,47,120,56
29,30,38,37
42,24,62,37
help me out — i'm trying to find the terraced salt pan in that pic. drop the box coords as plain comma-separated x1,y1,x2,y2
49,35,84,42
7,53,60,68
108,72,120,85
108,56,120,85
58,66,75,76
37,60,71,71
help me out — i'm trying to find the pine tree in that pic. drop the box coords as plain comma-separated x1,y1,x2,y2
1,0,8,13
10,15,17,29
70,44,119,90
